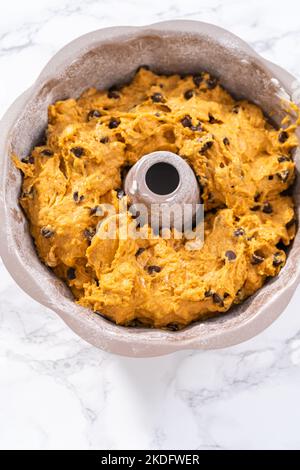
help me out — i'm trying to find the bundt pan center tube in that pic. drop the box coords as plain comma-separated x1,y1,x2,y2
0,20,299,357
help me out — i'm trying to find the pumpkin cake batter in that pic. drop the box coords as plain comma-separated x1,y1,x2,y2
15,68,298,329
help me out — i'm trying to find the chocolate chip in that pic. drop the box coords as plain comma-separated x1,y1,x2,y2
277,170,289,183
84,227,96,243
205,289,213,297
100,136,109,144
107,89,120,99
278,155,291,163
181,115,193,128
41,149,53,157
232,105,240,114
273,252,283,267
208,113,217,123
212,293,224,307
251,253,264,265
147,265,161,274
151,92,164,103
262,202,273,214
108,118,120,129
90,206,104,216
234,228,245,237
199,141,213,154
223,292,230,299
116,188,125,199
87,109,101,120
191,122,202,132
254,193,261,202
73,191,84,203
250,205,261,212
135,247,146,257
225,250,237,261
130,210,140,220
193,74,203,87
223,137,230,146
41,227,54,238
278,131,289,143
184,89,194,100
21,155,35,164
268,175,274,181
71,147,84,158
206,77,218,89
67,267,76,280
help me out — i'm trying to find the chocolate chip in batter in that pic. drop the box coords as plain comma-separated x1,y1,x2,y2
251,252,265,265
184,89,194,100
206,77,218,89
278,130,289,143
151,92,164,103
277,170,289,183
108,118,120,129
223,137,230,146
199,141,213,154
212,293,224,307
205,289,213,297
268,175,274,181
225,250,237,261
107,89,120,99
67,267,76,280
191,122,202,132
71,147,84,158
254,192,261,203
181,115,193,128
193,74,203,87
41,227,54,238
147,265,161,274
130,210,140,220
116,188,125,199
278,155,291,163
100,136,109,144
87,109,102,120
273,252,284,267
84,227,96,243
262,202,273,214
234,227,245,237
232,105,240,114
41,149,54,157
21,155,35,164
135,247,146,257
90,205,104,216
208,113,217,123
73,191,84,203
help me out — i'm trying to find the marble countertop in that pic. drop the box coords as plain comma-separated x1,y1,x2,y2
1,0,300,451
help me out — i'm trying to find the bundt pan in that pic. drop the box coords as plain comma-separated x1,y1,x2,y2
0,20,299,357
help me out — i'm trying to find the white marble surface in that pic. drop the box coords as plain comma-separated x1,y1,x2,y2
1,0,300,451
